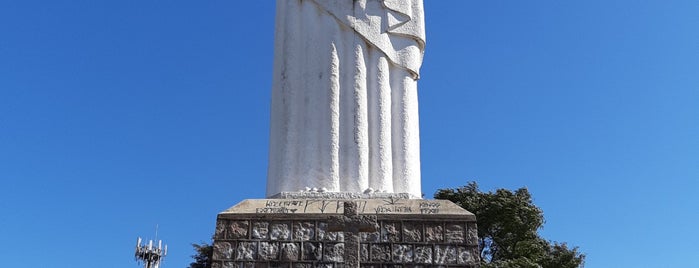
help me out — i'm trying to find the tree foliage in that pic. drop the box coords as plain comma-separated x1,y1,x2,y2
188,242,212,268
434,182,585,268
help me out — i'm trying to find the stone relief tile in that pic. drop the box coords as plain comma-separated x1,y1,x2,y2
471,247,480,265
371,243,392,262
414,245,433,264
324,242,344,262
252,222,269,239
360,244,369,262
467,222,478,245
434,245,458,265
268,262,288,268
222,261,241,268
381,222,401,242
360,230,380,242
302,242,323,261
457,246,477,265
424,223,444,242
293,263,312,268
259,242,280,261
402,222,423,242
445,223,465,243
215,220,227,240
270,222,291,240
293,221,315,241
392,244,414,263
228,221,250,240
213,242,234,260
317,222,343,241
235,242,257,261
280,242,300,261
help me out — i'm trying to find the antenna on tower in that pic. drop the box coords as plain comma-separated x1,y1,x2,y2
135,226,167,268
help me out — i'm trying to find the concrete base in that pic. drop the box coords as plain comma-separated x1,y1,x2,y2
212,198,479,267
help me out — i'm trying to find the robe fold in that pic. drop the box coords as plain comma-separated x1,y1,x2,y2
267,0,425,198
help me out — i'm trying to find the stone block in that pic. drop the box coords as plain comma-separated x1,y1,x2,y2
229,221,250,239
414,246,433,264
324,242,344,262
215,220,227,240
259,242,280,261
392,244,414,263
235,242,257,261
220,261,241,268
445,223,465,243
434,245,458,265
281,242,301,261
360,244,369,262
403,222,423,242
457,246,478,265
268,263,288,268
213,242,234,260
467,222,478,245
240,263,255,268
252,222,269,239
425,223,444,242
381,222,401,242
360,230,380,242
293,222,315,241
317,222,343,241
302,242,323,261
270,222,291,240
371,243,391,262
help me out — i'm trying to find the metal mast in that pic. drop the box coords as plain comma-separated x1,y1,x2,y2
135,237,167,268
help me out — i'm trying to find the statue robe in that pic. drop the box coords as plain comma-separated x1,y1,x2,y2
267,0,425,197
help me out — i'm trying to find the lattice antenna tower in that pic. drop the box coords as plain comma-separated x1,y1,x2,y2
135,226,167,268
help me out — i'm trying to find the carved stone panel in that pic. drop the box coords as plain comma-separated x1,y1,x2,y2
445,223,465,243
293,222,315,241
281,242,301,261
270,222,291,240
213,199,479,267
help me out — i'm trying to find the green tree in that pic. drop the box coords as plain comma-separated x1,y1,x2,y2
188,242,212,268
434,182,585,268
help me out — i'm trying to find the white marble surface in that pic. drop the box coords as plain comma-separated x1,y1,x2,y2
267,0,425,198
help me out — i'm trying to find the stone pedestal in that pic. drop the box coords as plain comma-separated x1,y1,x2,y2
212,196,479,268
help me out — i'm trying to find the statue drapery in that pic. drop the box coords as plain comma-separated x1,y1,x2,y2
267,0,425,198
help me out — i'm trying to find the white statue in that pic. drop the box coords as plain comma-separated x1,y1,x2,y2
266,0,425,198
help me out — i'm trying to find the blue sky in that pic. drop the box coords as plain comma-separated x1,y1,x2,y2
1,1,697,267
